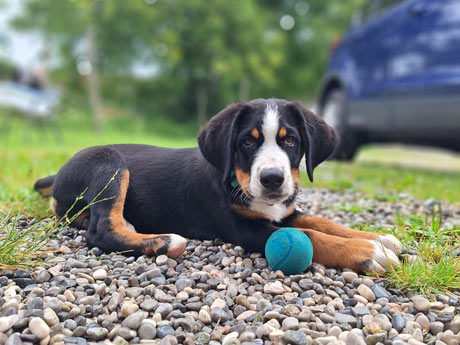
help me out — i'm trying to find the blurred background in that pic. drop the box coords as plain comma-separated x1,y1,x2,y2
1,0,459,215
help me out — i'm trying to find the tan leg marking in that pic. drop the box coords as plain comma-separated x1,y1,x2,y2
109,170,186,257
50,197,58,215
38,185,53,197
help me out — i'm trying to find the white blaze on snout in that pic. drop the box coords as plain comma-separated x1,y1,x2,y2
249,103,294,221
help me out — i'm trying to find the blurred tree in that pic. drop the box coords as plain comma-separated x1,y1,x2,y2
12,0,364,127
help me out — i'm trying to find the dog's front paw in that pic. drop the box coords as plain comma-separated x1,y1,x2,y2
377,234,403,255
365,239,400,273
166,234,188,257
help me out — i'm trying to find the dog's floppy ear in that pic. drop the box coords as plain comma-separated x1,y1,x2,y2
289,101,338,182
198,102,248,184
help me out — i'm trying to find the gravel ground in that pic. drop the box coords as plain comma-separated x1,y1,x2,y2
1,188,460,345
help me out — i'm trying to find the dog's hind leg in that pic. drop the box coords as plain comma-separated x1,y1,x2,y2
85,169,187,257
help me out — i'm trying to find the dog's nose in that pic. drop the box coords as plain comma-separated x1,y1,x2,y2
260,168,284,190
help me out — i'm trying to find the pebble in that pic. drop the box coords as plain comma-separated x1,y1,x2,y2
92,268,107,280
29,317,50,340
157,325,175,338
357,284,376,301
0,316,13,333
282,317,299,330
122,310,146,329
282,330,308,345
86,327,108,340
392,314,406,332
342,271,359,283
412,296,431,312
121,301,139,317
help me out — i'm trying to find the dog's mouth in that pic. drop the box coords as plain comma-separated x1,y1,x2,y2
261,191,291,205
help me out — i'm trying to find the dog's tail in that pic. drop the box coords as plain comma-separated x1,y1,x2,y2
34,175,56,197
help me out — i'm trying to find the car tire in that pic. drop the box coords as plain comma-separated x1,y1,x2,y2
321,89,358,161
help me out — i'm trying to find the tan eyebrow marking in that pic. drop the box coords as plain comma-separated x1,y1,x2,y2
279,126,287,138
251,128,260,139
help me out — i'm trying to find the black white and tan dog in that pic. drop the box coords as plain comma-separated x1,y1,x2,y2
35,99,402,273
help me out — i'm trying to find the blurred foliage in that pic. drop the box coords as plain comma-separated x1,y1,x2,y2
0,59,14,79
12,0,364,121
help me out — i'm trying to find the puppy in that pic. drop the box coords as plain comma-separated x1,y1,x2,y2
35,99,401,273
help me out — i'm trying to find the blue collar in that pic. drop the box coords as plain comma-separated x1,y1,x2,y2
229,169,239,188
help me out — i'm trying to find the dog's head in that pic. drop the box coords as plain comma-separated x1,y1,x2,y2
198,99,337,217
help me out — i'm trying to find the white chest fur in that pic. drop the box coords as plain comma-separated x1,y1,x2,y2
249,200,291,222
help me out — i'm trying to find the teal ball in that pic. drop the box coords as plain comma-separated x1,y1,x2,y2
265,228,313,275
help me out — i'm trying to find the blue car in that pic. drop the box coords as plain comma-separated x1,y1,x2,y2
317,0,460,160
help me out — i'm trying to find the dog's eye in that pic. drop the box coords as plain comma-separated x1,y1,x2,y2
283,136,295,147
242,137,255,148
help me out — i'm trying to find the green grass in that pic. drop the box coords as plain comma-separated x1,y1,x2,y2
0,171,119,269
0,108,197,217
302,158,460,206
357,209,460,296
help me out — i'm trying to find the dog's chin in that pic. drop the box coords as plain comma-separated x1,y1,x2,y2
258,192,291,206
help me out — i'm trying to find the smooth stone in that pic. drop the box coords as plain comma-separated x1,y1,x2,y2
357,285,376,301
27,297,44,310
282,330,308,345
282,317,299,330
156,255,168,266
156,304,173,317
199,310,212,324
365,333,386,345
352,306,370,316
264,281,284,294
29,317,50,340
342,272,359,283
392,314,406,332
178,317,195,332
92,269,107,280
371,284,391,299
346,333,366,345
5,333,22,345
412,296,431,312
210,308,229,322
445,315,460,334
335,313,357,326
140,298,158,312
269,329,284,342
0,316,14,333
113,336,129,345
138,322,157,339
86,327,108,341
430,321,444,335
157,325,175,338
416,313,430,330
315,336,337,344
328,326,342,338
239,331,256,342
122,311,146,329
118,327,136,340
222,332,240,345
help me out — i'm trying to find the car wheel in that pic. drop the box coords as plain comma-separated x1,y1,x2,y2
321,89,358,161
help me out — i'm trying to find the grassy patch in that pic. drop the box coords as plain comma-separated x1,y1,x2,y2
303,160,460,205
0,109,197,217
357,210,460,296
0,172,118,269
